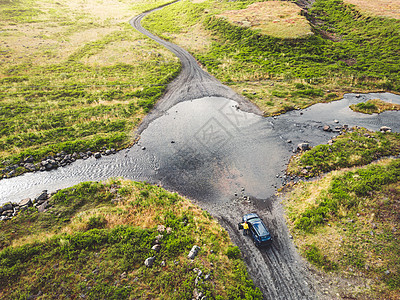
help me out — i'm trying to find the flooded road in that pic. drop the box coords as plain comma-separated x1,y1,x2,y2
1,92,399,205
1,92,399,299
1,1,400,298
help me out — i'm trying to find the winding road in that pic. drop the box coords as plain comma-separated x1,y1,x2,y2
1,2,400,299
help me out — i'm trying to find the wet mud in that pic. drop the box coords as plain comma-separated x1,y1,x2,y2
1,3,400,299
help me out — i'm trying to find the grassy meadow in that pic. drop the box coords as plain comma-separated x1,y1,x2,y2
0,179,262,299
143,0,400,115
0,0,180,176
284,159,400,299
287,127,400,178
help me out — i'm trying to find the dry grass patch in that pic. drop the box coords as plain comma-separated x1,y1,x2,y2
283,160,400,299
343,0,400,19
172,23,212,54
216,1,313,39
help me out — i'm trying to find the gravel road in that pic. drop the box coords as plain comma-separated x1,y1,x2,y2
130,4,321,299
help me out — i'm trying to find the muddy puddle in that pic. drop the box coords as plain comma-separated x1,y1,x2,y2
0,92,399,205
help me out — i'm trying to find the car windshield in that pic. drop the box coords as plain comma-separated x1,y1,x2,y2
252,221,270,237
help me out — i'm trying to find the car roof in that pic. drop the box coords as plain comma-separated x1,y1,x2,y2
243,213,259,221
251,220,270,237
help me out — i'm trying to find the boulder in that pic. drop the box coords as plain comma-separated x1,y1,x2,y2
24,156,34,163
19,198,32,207
323,125,331,132
37,201,49,213
1,202,13,211
155,234,164,244
2,209,13,216
94,152,101,159
24,163,36,171
36,191,48,201
157,225,166,232
188,245,201,260
380,126,391,133
151,244,161,252
144,256,155,268
297,143,310,151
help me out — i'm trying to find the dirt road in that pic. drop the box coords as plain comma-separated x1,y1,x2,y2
130,4,321,299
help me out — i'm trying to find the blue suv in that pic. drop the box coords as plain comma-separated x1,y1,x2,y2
238,213,272,247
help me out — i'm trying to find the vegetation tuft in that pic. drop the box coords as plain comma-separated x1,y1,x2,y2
350,99,400,114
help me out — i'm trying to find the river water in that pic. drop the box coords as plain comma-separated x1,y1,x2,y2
0,92,399,205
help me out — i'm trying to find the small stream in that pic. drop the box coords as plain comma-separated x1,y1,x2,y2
1,92,399,205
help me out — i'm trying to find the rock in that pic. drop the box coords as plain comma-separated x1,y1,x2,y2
19,198,32,207
94,152,101,159
166,227,172,234
155,234,164,243
120,272,127,279
141,147,146,150
105,149,112,155
355,94,361,98
37,201,49,213
144,256,155,268
297,143,310,151
334,119,339,123
36,190,48,201
204,274,211,281
151,244,161,252
24,156,34,163
323,125,331,132
157,225,166,232
286,139,292,143
161,260,166,267
385,270,390,275
380,126,391,133
1,202,13,211
188,245,201,260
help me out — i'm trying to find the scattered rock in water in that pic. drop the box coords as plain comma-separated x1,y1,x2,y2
297,143,310,152
380,126,391,133
94,152,101,159
323,125,331,132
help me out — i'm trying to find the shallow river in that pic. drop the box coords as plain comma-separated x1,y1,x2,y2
1,92,399,205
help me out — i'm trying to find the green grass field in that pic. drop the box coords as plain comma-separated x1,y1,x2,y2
0,0,180,176
284,159,400,299
0,179,262,299
143,0,400,115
